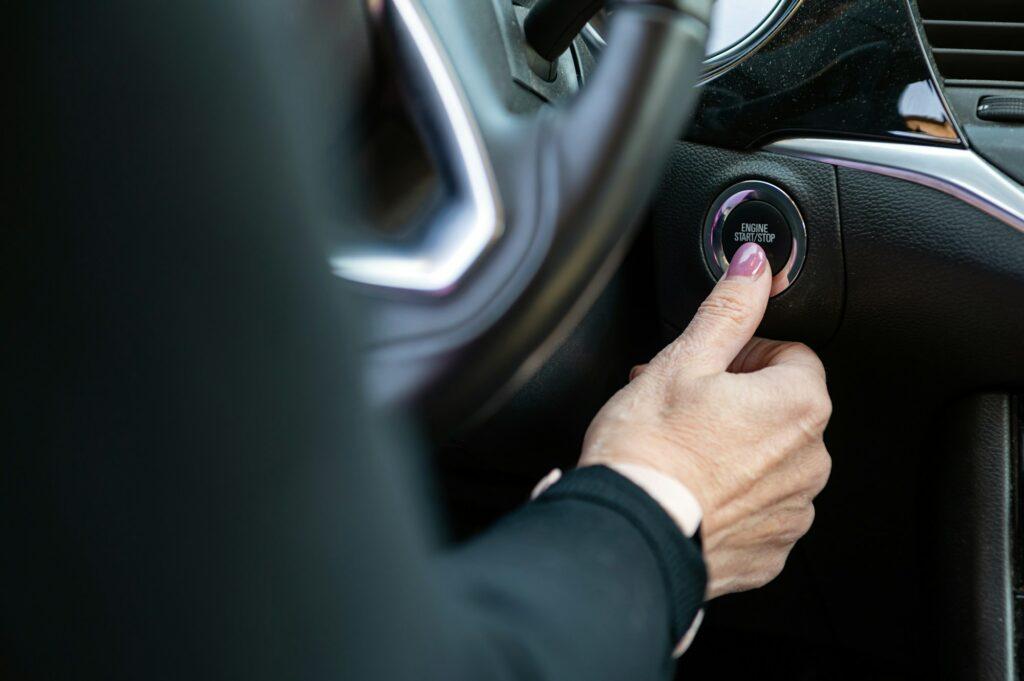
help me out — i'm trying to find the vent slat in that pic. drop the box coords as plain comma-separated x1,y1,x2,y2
932,49,1024,58
923,20,1024,51
931,49,1024,85
944,78,1024,87
917,0,1024,22
918,1,1024,87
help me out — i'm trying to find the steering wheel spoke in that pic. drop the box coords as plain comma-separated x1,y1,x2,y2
336,0,711,427
331,0,506,294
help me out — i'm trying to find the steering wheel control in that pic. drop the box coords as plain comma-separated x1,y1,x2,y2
703,180,807,296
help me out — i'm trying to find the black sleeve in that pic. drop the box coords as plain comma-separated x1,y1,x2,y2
330,429,707,681
432,466,706,681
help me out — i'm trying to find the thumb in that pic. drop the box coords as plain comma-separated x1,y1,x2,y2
663,243,772,375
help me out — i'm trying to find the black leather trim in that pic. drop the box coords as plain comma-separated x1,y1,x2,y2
927,394,1017,681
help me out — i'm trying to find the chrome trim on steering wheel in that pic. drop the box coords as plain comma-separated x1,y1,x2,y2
583,0,802,85
330,0,503,293
765,138,1024,234
700,0,801,84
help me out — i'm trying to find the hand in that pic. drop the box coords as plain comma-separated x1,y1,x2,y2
579,243,832,599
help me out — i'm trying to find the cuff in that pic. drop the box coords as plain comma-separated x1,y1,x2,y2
604,462,703,541
532,465,707,650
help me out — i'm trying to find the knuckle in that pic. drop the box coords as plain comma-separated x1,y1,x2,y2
791,342,826,372
815,451,833,490
817,390,834,419
697,288,749,326
757,554,788,586
787,341,815,358
768,554,788,581
801,387,832,430
797,504,816,536
777,507,814,544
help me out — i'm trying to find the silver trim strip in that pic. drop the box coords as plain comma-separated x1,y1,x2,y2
765,138,1024,234
331,0,503,293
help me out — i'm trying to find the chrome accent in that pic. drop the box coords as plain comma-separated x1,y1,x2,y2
701,0,801,84
330,0,503,293
580,23,605,52
703,180,807,296
582,0,802,85
765,138,1024,234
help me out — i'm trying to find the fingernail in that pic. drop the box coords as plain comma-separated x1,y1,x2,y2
726,243,767,280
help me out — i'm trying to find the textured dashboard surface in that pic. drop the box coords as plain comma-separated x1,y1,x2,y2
687,0,960,149
816,167,1023,671
835,166,1024,386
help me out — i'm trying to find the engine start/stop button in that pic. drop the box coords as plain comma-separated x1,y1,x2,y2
721,200,792,274
703,180,807,296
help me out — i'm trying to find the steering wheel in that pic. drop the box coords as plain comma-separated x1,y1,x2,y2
334,0,711,427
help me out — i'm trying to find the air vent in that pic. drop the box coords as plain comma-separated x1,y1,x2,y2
918,0,1024,87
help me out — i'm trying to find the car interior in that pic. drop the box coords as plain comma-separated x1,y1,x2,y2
348,0,1022,677
14,0,1024,679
